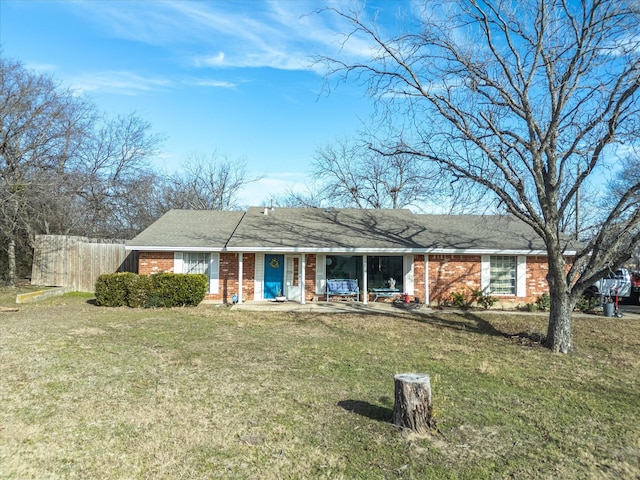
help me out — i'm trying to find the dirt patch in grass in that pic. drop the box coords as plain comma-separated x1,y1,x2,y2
1,295,639,478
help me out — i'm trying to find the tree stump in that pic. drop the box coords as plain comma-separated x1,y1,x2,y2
392,373,433,433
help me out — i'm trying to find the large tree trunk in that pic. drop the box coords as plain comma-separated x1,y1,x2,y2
545,292,574,353
544,252,574,353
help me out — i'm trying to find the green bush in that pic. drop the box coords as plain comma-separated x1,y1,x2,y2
450,289,474,309
143,291,166,309
449,288,498,309
535,293,551,311
149,273,208,307
127,274,152,308
478,294,499,309
471,288,498,309
95,273,208,308
575,295,600,313
95,272,138,307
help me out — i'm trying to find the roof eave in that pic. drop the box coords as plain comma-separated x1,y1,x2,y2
132,246,560,256
125,245,225,252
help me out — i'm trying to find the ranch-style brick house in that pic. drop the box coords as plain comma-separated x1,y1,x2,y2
126,207,574,306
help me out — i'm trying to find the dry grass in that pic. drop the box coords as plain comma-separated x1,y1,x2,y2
1,292,639,479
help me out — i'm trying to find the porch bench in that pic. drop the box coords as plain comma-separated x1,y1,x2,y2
326,279,360,302
372,288,400,302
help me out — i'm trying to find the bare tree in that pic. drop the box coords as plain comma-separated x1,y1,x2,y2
0,56,166,285
321,0,640,353
269,180,327,208
310,136,442,209
161,152,263,210
311,134,490,212
71,113,164,238
0,57,92,286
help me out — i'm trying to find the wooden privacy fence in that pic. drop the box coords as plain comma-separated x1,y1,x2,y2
31,235,138,292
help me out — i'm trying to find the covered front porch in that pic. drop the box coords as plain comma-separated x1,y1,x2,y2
231,252,421,306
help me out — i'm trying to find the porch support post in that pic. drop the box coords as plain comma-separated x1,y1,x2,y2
424,253,429,305
237,252,243,304
300,254,306,304
362,254,368,304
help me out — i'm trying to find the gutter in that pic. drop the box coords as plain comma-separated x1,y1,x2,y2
126,245,568,256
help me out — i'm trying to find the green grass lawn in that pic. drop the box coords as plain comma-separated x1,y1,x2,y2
1,293,638,479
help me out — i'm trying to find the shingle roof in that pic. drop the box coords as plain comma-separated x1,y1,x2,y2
412,214,549,251
126,209,245,250
227,207,425,250
126,207,561,253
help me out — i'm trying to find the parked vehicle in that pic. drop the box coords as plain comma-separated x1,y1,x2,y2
586,268,640,304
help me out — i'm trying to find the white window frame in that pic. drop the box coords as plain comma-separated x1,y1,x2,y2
481,255,526,297
403,254,414,295
254,253,264,301
174,252,219,294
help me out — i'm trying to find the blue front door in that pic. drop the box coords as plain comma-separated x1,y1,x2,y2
264,255,284,299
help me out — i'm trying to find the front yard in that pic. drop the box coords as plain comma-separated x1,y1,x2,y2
0,292,638,478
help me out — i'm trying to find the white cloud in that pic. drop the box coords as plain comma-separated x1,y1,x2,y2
197,51,225,67
67,0,381,73
66,70,240,95
190,78,238,89
67,70,173,96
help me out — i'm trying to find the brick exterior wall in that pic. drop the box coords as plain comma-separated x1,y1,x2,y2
428,254,550,306
139,251,174,275
137,251,551,306
428,254,482,304
242,253,256,302
305,254,318,302
219,252,237,302
524,255,550,302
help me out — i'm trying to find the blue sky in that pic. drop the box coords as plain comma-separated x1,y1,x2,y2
0,0,399,206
